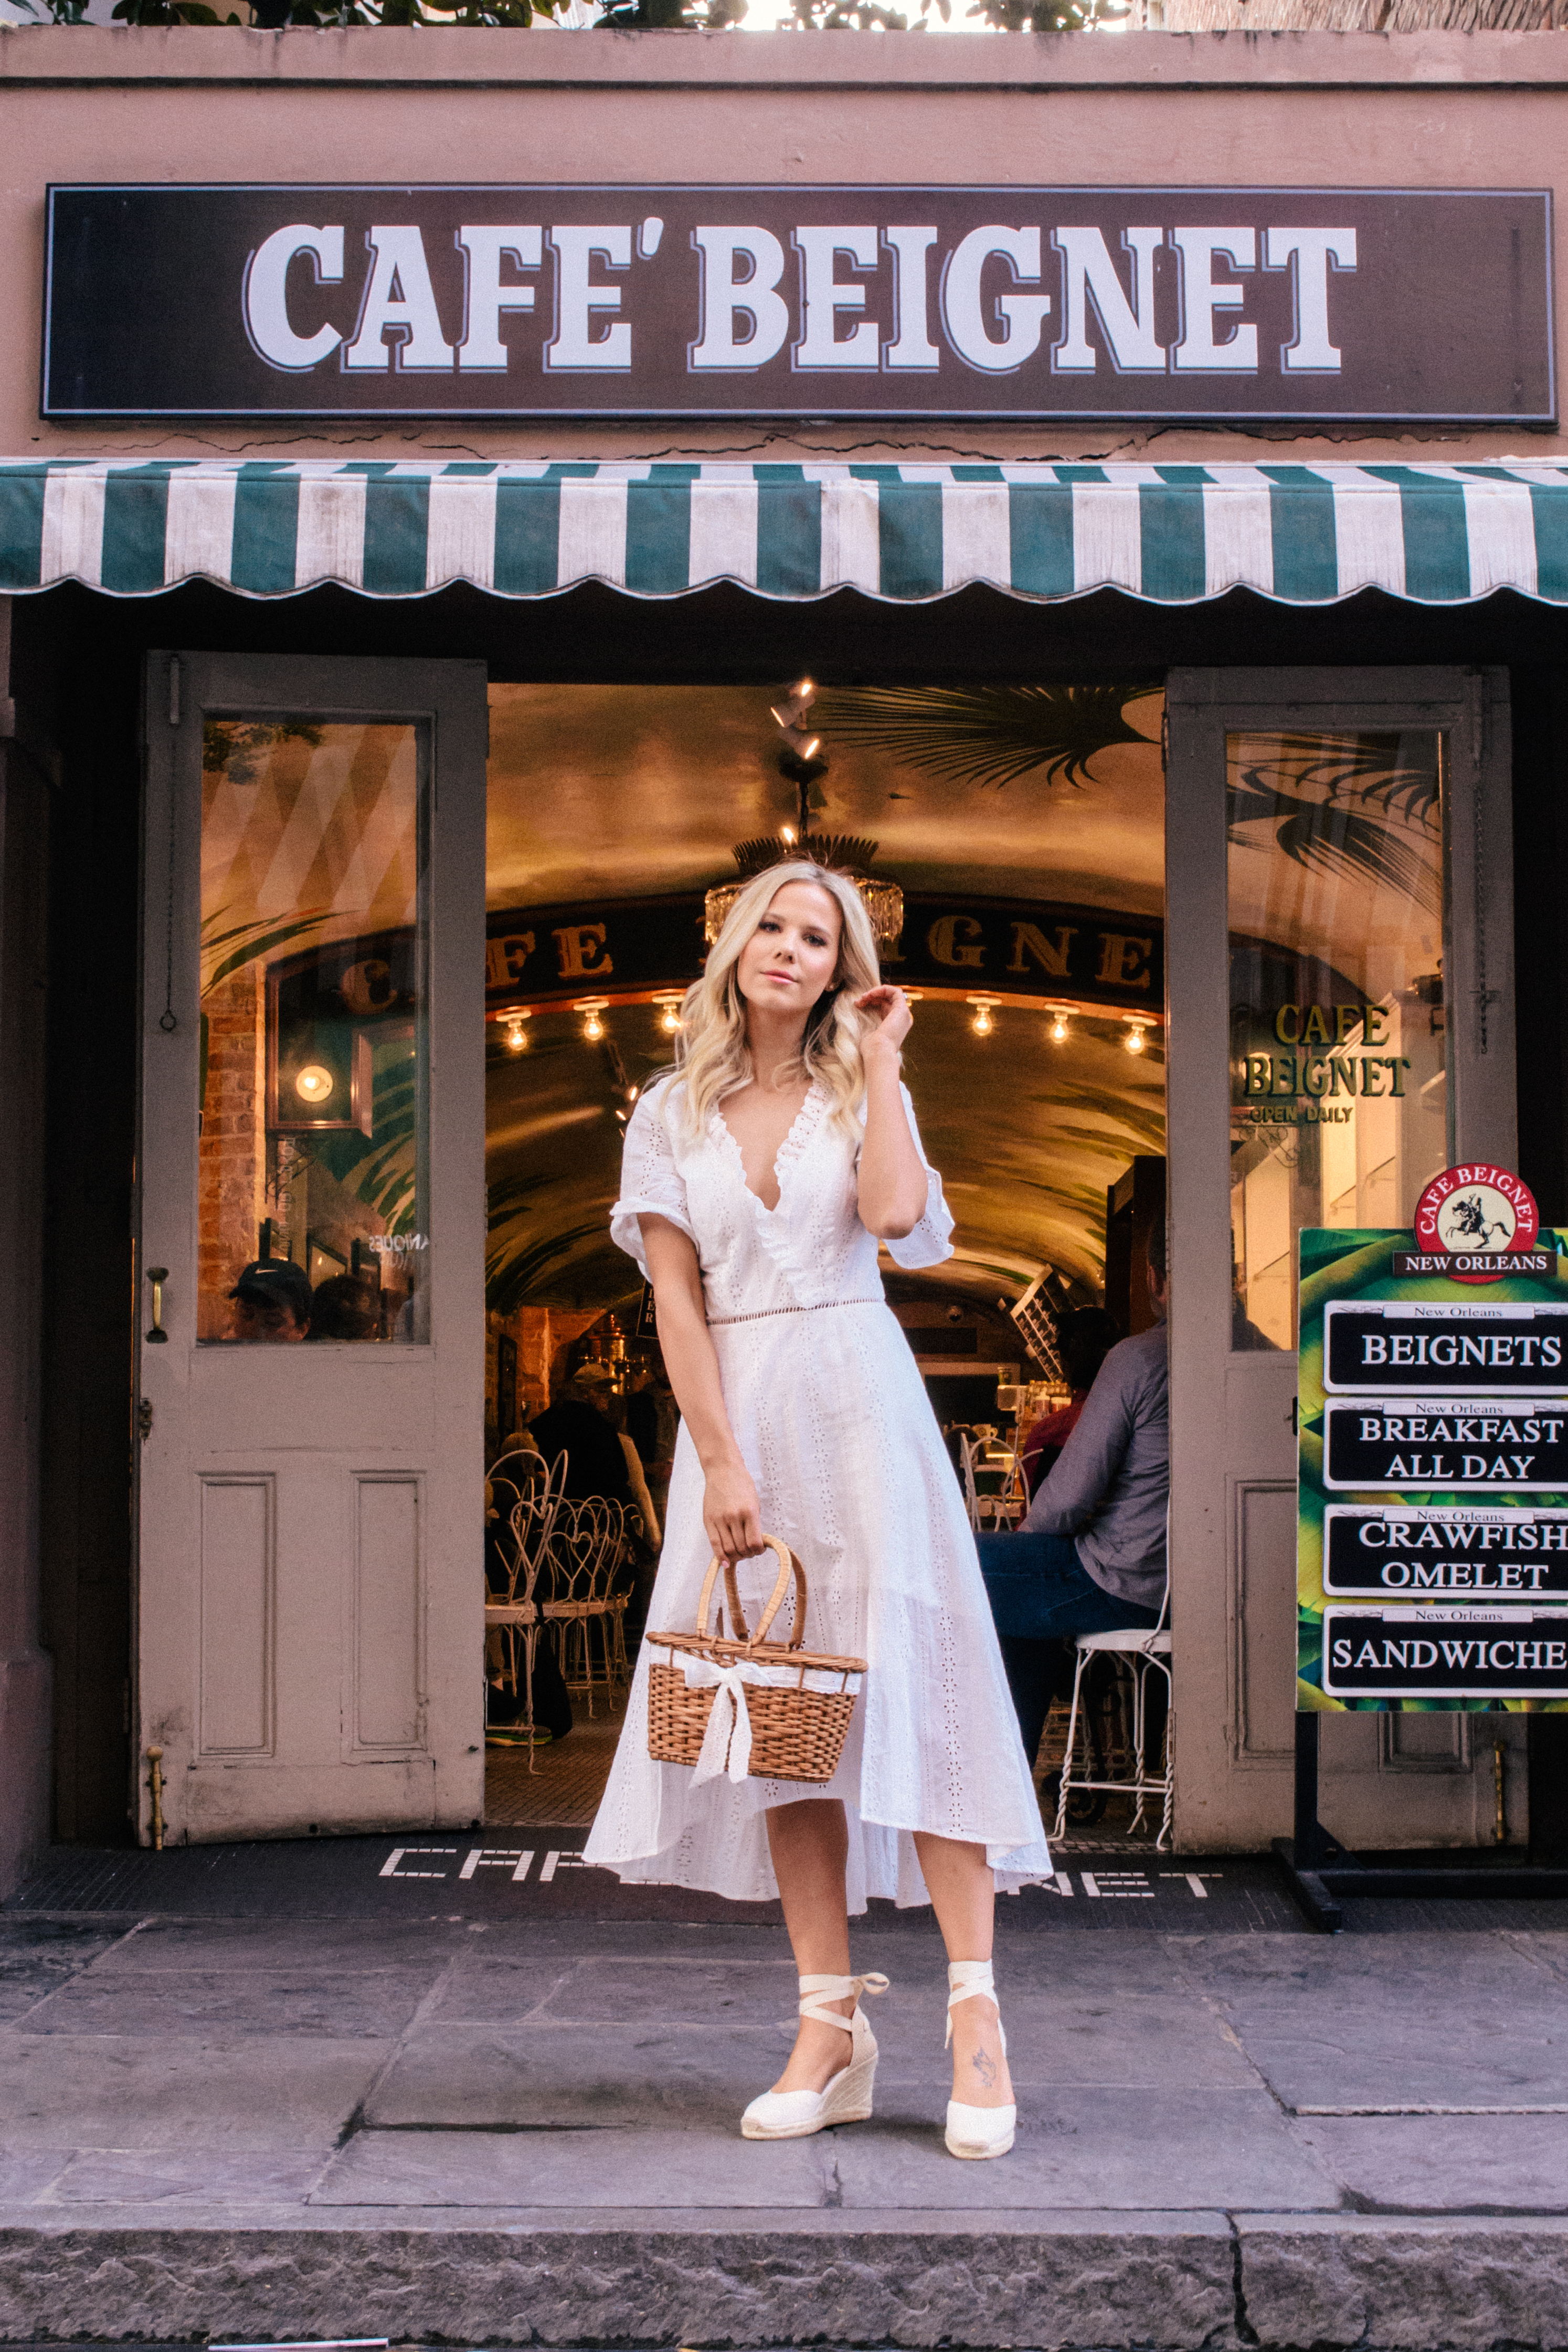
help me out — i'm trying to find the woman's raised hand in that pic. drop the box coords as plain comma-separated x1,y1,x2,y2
703,1461,767,1565
855,985,914,1055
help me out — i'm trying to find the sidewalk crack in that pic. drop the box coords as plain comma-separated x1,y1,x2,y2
1228,2215,1260,2348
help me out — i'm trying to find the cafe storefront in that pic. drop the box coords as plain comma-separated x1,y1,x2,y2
2,24,1567,1889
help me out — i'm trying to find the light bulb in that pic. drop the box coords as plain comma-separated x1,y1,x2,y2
655,996,683,1035
294,1064,334,1104
780,824,796,844
583,1011,604,1042
1125,1021,1148,1055
504,1015,530,1054
972,1006,993,1038
1050,1014,1069,1044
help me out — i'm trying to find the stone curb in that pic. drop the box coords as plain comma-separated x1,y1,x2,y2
2,2215,1568,2347
1236,2215,1568,2351
0,2217,1237,2347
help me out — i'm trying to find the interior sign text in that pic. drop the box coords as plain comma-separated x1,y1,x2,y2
41,184,1553,423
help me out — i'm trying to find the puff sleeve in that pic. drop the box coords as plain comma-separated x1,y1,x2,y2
609,1078,698,1280
874,1083,956,1271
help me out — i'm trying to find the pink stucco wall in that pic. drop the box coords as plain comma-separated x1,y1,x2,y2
3,25,1567,462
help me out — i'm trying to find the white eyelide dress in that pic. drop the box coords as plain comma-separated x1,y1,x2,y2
582,1073,1051,1909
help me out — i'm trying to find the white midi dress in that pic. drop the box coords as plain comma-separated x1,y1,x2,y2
582,1074,1052,1909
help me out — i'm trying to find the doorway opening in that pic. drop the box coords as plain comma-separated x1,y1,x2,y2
476,681,1168,1839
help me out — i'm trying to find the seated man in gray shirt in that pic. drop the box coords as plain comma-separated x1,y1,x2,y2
977,1224,1169,1772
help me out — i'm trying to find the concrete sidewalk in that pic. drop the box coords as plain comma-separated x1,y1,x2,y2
0,1889,1566,2348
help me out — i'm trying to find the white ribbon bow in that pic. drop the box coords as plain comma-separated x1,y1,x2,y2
681,1655,759,1786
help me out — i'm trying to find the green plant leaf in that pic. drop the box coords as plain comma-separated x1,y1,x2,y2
817,685,1158,792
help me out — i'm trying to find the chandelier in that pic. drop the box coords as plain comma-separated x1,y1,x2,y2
702,681,905,955
703,832,905,952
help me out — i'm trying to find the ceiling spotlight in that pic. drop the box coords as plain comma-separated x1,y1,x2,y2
1125,1018,1151,1055
293,1064,334,1104
503,1011,532,1054
968,995,1001,1039
653,992,684,1036
769,677,817,733
576,997,610,1043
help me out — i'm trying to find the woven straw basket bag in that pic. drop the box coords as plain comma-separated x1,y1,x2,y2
645,1534,866,1784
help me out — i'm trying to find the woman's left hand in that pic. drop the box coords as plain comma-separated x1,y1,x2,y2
855,985,913,1057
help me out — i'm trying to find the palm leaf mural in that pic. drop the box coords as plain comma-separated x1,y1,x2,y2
1226,734,1441,912
1036,1077,1168,1160
200,906,333,998
816,685,1160,791
308,1068,420,1233
486,1217,615,1317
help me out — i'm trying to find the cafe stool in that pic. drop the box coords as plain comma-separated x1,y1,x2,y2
1052,1584,1173,1851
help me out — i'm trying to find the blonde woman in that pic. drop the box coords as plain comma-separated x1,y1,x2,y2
584,863,1048,2159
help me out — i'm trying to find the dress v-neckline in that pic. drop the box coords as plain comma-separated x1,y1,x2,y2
713,1082,823,1213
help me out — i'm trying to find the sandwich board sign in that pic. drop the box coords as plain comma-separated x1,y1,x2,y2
1298,1164,1568,1714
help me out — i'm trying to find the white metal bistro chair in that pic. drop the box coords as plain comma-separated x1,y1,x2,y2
484,1447,567,1771
1051,1541,1173,1851
960,1431,1021,1533
542,1494,629,1715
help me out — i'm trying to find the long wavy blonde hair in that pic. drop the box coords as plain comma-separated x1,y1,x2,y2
671,861,881,1137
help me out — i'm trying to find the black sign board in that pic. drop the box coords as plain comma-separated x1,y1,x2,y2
1322,1398,1568,1492
41,183,1554,424
1322,1608,1568,1700
1323,1302,1568,1393
483,893,1162,1010
1321,1504,1568,1601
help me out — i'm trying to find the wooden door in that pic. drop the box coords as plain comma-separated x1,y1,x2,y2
1165,668,1521,1851
135,653,486,1844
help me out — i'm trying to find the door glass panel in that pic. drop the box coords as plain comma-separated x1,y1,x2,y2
197,717,428,1344
1227,729,1448,1352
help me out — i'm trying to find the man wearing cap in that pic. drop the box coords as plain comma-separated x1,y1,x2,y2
228,1259,312,1342
529,1357,635,1507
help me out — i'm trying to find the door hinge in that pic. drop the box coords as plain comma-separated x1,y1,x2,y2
137,1396,154,1441
167,656,182,729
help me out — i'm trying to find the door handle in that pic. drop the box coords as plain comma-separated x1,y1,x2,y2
145,1266,169,1344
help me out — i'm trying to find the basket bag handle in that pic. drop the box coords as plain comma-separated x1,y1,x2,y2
692,1533,807,1651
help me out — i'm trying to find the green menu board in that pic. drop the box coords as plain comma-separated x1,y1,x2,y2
1298,1227,1568,1715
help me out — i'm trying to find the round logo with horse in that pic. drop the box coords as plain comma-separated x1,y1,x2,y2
1414,1162,1538,1283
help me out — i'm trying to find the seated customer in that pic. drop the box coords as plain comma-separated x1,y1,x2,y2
308,1272,379,1342
1019,1306,1122,1496
977,1230,1169,1773
228,1258,311,1343
529,1354,636,1508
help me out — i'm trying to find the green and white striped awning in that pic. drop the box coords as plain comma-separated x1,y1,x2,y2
6,457,1568,605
